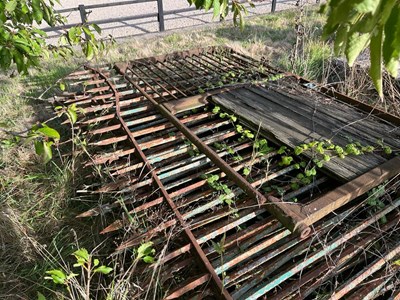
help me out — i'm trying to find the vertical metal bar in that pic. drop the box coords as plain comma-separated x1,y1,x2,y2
271,0,277,12
78,4,90,40
157,0,165,32
78,4,87,23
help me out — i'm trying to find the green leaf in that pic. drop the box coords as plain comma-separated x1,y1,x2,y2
45,269,67,285
0,47,12,69
383,4,400,77
333,25,349,55
42,141,53,163
37,125,60,140
243,167,250,176
93,258,100,267
353,0,380,13
204,0,213,11
34,140,44,156
32,0,44,23
67,105,78,124
59,82,65,91
85,42,94,60
345,32,370,66
73,248,90,264
91,23,102,34
137,242,155,259
37,292,46,300
213,0,221,18
5,0,17,12
142,256,155,264
94,265,113,274
369,26,383,97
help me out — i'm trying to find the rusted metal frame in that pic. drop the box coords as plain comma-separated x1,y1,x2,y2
329,241,400,300
270,213,400,300
147,129,237,165
166,59,215,88
157,66,201,96
115,151,273,237
114,66,313,238
138,119,231,151
126,67,178,102
197,53,240,75
85,148,136,166
86,66,232,300
204,52,249,73
350,271,394,300
224,206,348,291
190,55,228,78
239,197,400,300
300,157,400,227
130,64,186,99
157,140,252,181
165,274,212,300
176,55,222,84
157,61,201,95
132,46,215,65
83,130,240,217
132,61,190,97
229,52,276,78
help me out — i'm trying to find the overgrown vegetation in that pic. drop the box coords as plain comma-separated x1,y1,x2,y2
1,4,399,299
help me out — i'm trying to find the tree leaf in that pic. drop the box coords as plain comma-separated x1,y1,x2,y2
73,248,90,264
45,269,67,284
42,141,53,163
204,0,213,11
34,140,44,156
137,242,154,259
5,0,17,12
383,3,400,77
93,258,100,267
369,26,383,97
37,125,60,140
91,23,102,34
353,0,380,14
345,32,370,66
94,265,113,274
143,256,155,264
84,42,94,60
0,47,12,69
32,0,44,23
213,0,220,18
37,291,46,300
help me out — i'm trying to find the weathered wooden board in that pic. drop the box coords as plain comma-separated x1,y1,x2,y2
212,86,400,181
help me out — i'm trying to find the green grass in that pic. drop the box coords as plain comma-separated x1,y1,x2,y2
0,5,334,299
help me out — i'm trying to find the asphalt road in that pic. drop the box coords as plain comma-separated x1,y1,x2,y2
45,0,301,40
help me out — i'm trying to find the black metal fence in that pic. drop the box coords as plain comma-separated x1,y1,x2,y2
43,0,316,35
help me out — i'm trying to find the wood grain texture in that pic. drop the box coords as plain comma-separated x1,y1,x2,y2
212,86,399,181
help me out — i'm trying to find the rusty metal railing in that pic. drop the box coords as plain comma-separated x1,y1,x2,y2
55,46,400,299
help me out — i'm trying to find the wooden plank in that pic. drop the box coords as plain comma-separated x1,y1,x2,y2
301,156,400,227
252,86,400,149
213,89,385,180
249,87,400,149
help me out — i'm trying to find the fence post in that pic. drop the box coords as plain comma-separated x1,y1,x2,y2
271,0,277,12
78,4,88,23
157,0,165,32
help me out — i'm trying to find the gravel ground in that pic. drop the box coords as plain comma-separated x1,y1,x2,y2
45,0,304,40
